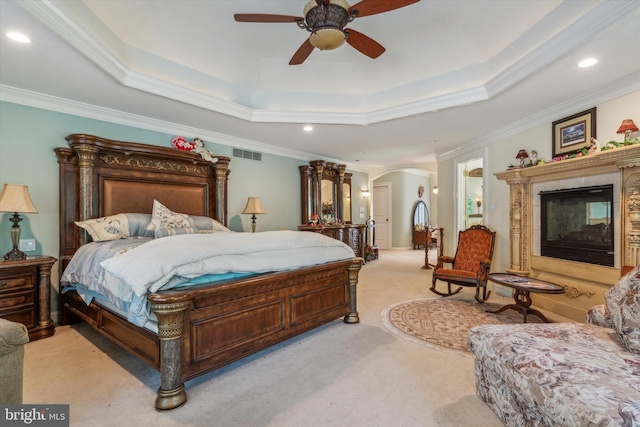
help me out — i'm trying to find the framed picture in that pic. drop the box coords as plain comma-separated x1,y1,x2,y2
552,108,596,157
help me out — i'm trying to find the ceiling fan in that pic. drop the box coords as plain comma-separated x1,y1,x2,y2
234,0,420,65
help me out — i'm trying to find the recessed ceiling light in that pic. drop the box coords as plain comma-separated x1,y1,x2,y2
7,32,31,43
303,125,313,132
578,58,597,68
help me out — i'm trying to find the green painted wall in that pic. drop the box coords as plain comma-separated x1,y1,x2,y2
0,101,368,319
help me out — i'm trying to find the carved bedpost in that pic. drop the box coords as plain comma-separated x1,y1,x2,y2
311,161,326,218
37,258,56,331
150,300,190,411
505,177,530,275
73,143,99,245
337,164,346,222
344,260,362,324
621,158,640,267
212,159,230,227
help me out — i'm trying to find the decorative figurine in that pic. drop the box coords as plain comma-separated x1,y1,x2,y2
588,137,601,154
191,138,219,163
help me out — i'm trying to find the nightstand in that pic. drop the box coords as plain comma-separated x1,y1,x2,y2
0,256,57,341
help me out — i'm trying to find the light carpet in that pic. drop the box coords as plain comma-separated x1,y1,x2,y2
382,298,543,356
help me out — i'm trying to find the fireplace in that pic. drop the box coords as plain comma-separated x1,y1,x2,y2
540,185,614,267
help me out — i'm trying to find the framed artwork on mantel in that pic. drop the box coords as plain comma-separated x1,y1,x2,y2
552,107,596,158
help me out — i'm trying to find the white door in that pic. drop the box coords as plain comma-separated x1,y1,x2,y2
373,183,391,250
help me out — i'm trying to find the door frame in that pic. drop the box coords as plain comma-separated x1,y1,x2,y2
453,148,487,241
372,182,392,250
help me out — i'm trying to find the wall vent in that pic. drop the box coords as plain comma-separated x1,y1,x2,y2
233,148,262,161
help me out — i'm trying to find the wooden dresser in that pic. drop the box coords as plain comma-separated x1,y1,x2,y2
0,256,57,341
298,224,366,259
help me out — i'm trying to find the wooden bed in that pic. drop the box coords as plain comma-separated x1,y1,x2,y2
55,134,363,410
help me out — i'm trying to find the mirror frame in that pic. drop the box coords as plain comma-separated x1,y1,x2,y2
300,160,352,224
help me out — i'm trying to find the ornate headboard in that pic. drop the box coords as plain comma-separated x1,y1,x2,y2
55,134,230,268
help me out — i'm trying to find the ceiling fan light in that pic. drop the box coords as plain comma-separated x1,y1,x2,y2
310,28,346,50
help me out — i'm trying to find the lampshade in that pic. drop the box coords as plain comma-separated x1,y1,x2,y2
617,119,639,134
433,186,438,195
309,28,347,50
516,149,529,159
242,197,265,215
0,184,38,213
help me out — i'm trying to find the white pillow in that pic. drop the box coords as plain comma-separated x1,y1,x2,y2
75,214,130,241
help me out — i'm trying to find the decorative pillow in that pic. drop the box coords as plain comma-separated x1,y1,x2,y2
191,215,230,232
75,214,130,241
154,226,196,239
585,304,613,329
146,200,195,235
605,265,640,354
123,213,154,238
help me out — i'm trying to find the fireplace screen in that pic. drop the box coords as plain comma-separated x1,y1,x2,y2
540,185,613,267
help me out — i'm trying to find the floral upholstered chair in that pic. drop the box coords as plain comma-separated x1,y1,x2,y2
430,224,496,303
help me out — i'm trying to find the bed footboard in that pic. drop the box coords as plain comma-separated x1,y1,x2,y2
149,258,362,410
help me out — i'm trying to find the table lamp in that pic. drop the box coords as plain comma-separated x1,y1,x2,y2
0,184,38,260
617,119,638,143
242,197,265,232
516,149,529,167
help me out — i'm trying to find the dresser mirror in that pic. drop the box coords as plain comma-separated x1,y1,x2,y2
343,182,351,223
300,160,352,224
413,200,429,230
322,179,336,220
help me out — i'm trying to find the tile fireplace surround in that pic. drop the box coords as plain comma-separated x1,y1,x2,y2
495,144,640,321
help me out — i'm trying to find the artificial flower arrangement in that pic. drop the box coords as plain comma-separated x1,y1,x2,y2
506,137,639,170
322,203,336,217
364,245,376,262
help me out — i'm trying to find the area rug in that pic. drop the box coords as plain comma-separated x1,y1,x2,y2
381,298,543,356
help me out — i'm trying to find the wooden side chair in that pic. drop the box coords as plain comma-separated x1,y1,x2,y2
430,225,496,303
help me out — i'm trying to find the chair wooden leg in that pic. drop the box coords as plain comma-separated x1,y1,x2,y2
474,284,491,303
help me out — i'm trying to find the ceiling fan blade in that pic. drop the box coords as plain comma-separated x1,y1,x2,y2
234,14,302,23
289,39,315,65
345,29,385,59
349,0,419,18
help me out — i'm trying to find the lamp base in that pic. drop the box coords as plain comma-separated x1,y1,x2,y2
5,212,27,260
4,248,27,260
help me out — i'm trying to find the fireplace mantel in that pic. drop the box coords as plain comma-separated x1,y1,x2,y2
495,144,640,321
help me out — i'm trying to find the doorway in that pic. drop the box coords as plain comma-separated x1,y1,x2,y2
457,158,483,234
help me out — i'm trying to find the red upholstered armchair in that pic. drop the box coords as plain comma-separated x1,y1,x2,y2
430,225,496,303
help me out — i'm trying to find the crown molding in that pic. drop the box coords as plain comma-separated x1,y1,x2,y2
18,0,130,82
438,72,640,162
18,0,624,127
486,1,640,97
0,84,366,172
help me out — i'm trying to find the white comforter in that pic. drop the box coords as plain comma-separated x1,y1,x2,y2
101,230,355,297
